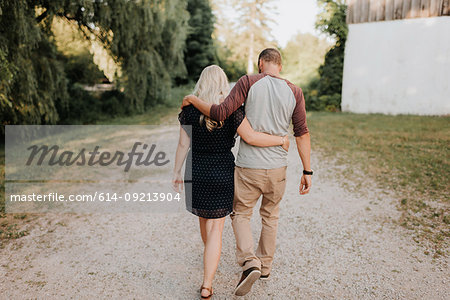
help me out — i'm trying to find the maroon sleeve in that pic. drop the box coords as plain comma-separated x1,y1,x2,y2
209,75,250,121
290,85,309,137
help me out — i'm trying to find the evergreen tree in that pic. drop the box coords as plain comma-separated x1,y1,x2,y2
313,0,348,110
184,0,217,81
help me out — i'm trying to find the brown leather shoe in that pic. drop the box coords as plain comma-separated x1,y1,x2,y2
234,267,261,296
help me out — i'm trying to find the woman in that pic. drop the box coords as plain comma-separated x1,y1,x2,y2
172,65,289,299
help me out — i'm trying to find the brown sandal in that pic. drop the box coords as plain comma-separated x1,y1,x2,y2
200,286,213,299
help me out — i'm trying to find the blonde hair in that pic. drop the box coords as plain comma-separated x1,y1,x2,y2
193,65,230,131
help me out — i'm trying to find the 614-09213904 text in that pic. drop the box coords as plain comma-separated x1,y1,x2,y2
9,192,182,202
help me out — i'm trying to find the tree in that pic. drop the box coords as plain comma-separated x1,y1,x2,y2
0,0,69,129
1,0,190,131
183,0,217,81
210,0,246,80
235,0,278,74
310,0,348,111
213,0,277,75
282,33,331,88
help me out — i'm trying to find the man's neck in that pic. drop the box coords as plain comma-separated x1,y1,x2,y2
263,70,280,78
262,66,281,77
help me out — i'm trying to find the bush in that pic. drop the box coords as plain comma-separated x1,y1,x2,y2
100,90,130,116
56,85,130,124
65,51,105,85
215,45,246,82
56,83,100,124
303,77,341,112
311,0,347,111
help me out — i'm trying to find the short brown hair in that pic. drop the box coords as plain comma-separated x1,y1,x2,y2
258,48,282,66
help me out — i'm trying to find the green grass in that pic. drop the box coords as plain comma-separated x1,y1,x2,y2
307,112,450,256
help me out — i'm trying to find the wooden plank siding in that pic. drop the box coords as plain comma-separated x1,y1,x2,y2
347,0,450,23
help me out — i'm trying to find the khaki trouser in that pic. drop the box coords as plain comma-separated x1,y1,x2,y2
230,166,287,275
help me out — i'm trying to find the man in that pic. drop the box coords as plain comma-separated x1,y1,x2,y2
182,48,312,296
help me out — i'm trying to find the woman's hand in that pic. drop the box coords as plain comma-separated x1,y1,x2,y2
282,135,290,152
172,172,184,193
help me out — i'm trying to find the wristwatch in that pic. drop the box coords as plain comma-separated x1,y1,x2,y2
303,170,313,175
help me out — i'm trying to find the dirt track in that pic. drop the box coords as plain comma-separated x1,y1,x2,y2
0,129,448,299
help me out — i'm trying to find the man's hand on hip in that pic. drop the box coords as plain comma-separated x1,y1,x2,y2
299,174,312,195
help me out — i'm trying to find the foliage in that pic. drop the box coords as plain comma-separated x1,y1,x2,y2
281,33,331,88
95,85,193,125
215,43,247,82
316,0,348,44
56,83,100,124
43,0,189,111
305,0,347,111
52,17,119,82
304,78,341,112
213,0,277,75
55,85,129,125
0,0,190,132
100,90,130,117
65,51,105,85
183,0,217,82
0,1,69,132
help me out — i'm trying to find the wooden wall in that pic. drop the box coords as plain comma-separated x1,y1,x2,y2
347,0,450,23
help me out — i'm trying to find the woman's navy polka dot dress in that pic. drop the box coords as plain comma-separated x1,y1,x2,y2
178,105,245,219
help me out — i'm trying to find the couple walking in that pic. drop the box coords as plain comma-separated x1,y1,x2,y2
172,48,312,298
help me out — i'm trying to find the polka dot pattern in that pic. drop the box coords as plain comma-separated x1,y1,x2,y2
178,105,245,219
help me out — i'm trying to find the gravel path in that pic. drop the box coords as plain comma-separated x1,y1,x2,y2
1,133,448,299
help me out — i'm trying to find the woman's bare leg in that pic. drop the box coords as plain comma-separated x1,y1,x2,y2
199,216,226,297
199,217,207,245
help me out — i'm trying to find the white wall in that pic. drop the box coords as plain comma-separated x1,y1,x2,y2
341,17,450,115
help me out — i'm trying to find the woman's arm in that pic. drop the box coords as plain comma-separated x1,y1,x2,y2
237,117,290,151
172,127,191,192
